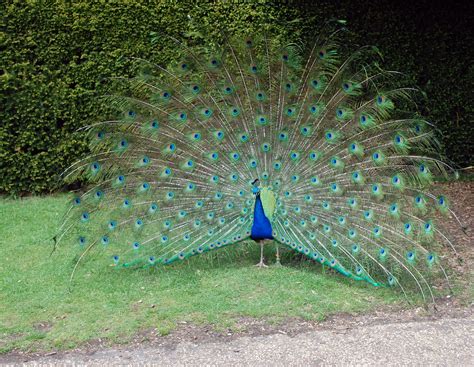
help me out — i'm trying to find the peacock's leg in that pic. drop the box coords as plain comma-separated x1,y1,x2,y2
255,240,268,268
274,243,282,266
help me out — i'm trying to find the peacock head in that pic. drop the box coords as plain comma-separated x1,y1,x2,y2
251,178,260,194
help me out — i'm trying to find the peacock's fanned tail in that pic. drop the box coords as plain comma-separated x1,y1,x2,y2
58,32,461,301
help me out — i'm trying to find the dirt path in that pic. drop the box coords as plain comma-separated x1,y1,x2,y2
3,305,472,366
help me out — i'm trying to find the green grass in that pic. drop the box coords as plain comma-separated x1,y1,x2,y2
0,195,402,353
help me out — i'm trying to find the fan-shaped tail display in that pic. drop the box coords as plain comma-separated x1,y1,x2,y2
58,31,462,301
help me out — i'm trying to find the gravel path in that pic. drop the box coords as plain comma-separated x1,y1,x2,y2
4,314,472,366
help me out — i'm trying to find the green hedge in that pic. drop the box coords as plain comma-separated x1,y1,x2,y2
1,0,472,195
294,0,473,172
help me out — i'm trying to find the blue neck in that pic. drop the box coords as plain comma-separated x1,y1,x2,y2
250,194,274,240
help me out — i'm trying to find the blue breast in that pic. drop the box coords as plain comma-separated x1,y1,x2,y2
251,194,274,240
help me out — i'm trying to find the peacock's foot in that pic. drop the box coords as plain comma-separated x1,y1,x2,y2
255,261,268,268
273,259,282,267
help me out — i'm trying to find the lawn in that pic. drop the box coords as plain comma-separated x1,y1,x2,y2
1,195,403,353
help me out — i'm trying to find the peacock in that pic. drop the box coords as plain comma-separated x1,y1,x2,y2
57,29,463,302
